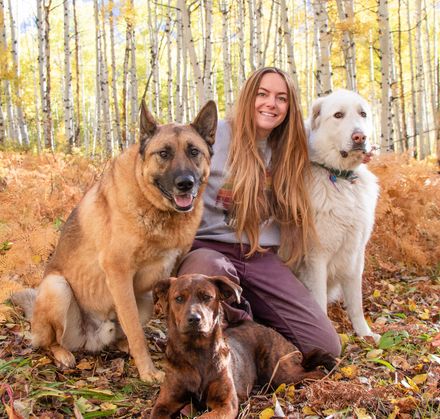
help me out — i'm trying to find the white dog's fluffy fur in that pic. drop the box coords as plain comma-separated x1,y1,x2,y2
297,89,380,341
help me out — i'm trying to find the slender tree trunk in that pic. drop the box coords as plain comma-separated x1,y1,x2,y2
220,0,233,111
406,1,417,155
415,0,427,158
336,0,357,91
262,0,275,67
237,0,246,86
280,0,300,95
397,0,409,150
378,0,393,152
203,0,213,100
147,0,160,117
166,0,173,120
248,0,255,72
63,0,74,150
72,0,81,147
178,0,205,106
312,1,332,96
175,7,183,122
93,0,102,154
7,0,28,145
129,0,137,147
0,83,4,144
43,0,53,149
255,0,263,68
109,1,122,150
122,7,131,146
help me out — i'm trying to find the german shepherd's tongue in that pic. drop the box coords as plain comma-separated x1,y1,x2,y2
174,194,194,208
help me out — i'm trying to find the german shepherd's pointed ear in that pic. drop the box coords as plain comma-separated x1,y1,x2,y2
191,100,218,149
208,275,242,304
153,277,176,317
139,99,158,156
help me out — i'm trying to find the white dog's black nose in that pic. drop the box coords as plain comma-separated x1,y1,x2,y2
352,131,366,144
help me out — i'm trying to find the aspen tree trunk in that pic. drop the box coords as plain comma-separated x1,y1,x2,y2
43,0,53,149
280,0,300,94
273,0,281,67
72,0,81,147
415,0,427,158
434,0,440,165
262,0,275,67
178,0,205,106
304,0,312,109
166,0,173,120
255,0,263,68
336,0,357,91
122,9,131,146
99,1,113,155
312,1,332,96
248,0,255,72
237,0,246,86
423,0,437,152
220,0,233,111
203,0,213,100
378,0,393,152
175,8,183,122
129,3,137,147
63,0,74,150
182,26,189,121
109,1,122,150
93,0,102,153
147,0,160,118
389,39,402,152
406,1,417,154
397,0,409,150
7,0,28,145
32,62,42,154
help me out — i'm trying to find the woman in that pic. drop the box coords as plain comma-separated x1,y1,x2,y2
178,67,341,357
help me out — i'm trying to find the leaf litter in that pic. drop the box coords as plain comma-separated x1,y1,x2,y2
0,151,439,418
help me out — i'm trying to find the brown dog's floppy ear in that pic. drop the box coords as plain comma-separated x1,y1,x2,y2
153,277,175,317
208,275,242,304
139,99,158,156
191,100,218,148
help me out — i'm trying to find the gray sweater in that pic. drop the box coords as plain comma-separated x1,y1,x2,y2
196,120,281,246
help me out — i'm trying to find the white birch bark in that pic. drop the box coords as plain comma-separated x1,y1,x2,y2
262,0,275,66
32,61,42,153
63,0,74,149
0,84,4,144
72,0,82,147
304,0,312,110
415,0,427,158
43,0,53,149
237,0,246,86
178,0,205,105
93,0,102,153
7,0,28,145
280,0,300,94
406,0,417,152
147,0,160,118
220,0,233,111
129,10,137,147
336,0,357,91
255,0,263,68
122,11,130,146
248,0,256,71
312,1,332,96
378,0,393,152
389,37,402,152
166,0,173,120
175,7,183,122
109,1,122,150
203,0,213,100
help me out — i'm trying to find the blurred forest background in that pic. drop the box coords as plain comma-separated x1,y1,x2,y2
0,0,439,160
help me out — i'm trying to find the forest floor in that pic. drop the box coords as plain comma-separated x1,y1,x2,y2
0,151,439,418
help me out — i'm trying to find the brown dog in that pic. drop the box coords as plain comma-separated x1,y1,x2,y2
11,101,217,383
151,274,336,418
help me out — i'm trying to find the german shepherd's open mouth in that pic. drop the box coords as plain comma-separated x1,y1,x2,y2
154,178,199,212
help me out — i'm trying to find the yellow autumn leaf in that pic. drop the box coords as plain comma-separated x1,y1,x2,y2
366,349,383,359
419,309,430,320
302,406,317,415
388,405,399,419
354,407,372,419
286,384,295,399
340,365,358,379
323,408,338,415
76,359,94,370
274,383,286,394
259,407,274,419
100,402,117,411
408,300,417,312
373,289,381,298
339,333,350,347
411,373,428,385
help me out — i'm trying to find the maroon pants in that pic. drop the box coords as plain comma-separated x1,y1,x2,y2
178,239,341,357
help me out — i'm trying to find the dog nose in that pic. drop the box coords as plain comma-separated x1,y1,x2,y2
352,131,366,144
175,174,195,192
188,312,201,325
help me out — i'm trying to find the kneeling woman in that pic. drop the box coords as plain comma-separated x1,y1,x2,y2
178,67,341,357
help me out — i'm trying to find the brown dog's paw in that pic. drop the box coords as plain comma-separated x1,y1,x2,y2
51,345,76,369
140,368,165,384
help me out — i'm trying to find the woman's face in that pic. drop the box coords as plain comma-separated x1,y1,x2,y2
254,72,289,140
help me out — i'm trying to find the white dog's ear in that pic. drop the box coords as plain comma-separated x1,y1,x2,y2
310,97,325,131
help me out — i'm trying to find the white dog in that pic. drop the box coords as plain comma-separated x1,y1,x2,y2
297,89,380,342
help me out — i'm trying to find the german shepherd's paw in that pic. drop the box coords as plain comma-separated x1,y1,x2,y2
51,345,76,369
140,368,165,384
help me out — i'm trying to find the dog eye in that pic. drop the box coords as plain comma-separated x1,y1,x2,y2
175,296,184,303
201,294,213,302
360,111,367,118
334,112,344,119
159,150,169,159
190,147,200,157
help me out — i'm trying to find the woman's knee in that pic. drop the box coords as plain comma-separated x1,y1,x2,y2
177,248,239,282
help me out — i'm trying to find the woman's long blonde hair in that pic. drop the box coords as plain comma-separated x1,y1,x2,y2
227,67,314,267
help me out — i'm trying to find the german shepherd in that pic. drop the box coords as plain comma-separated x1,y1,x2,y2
11,100,217,383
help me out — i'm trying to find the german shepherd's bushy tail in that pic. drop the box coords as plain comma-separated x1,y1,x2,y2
10,289,37,320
